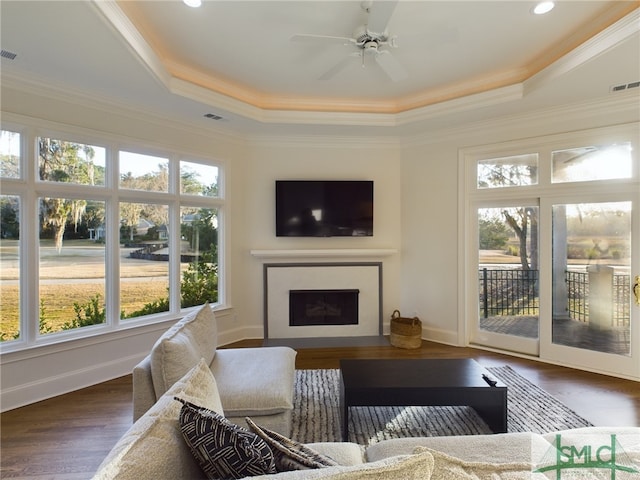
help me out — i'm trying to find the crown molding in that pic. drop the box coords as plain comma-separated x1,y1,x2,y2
524,8,640,96
397,84,524,126
246,132,401,149
0,72,244,146
403,90,640,147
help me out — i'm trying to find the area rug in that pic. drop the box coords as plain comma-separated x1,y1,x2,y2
290,365,593,445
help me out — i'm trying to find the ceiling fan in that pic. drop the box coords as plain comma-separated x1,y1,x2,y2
290,0,408,82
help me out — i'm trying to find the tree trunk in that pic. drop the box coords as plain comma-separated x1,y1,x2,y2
54,223,66,254
503,209,530,271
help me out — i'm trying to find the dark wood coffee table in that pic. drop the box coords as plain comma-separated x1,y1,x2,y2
339,358,507,441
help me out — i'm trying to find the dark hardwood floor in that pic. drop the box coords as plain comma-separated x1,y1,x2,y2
1,339,638,479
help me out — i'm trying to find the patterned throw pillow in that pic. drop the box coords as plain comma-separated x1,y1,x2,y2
246,417,338,471
175,398,276,479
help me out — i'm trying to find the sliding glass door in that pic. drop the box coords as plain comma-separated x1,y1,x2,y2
542,196,638,377
473,204,539,356
464,125,639,379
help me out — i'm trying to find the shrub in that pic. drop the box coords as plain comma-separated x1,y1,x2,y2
62,294,106,330
126,297,170,318
180,259,218,308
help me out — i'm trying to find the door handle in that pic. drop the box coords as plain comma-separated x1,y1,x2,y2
634,275,640,306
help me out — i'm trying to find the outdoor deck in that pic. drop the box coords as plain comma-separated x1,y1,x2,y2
480,315,630,356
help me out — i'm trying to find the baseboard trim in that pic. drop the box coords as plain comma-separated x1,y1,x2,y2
0,353,143,412
423,326,460,346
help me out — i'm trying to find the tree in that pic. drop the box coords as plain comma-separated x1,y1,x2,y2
479,162,538,270
182,208,218,253
0,196,20,239
478,217,510,250
502,207,538,271
120,202,141,242
38,139,95,252
119,168,170,242
0,130,20,178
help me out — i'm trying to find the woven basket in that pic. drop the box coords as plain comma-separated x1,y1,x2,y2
389,310,422,349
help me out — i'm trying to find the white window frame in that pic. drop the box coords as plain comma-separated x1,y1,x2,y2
0,117,226,353
459,122,639,378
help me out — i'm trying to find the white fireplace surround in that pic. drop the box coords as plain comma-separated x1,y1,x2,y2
264,262,382,339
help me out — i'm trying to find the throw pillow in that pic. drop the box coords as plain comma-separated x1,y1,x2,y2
150,303,217,398
246,417,338,471
175,398,276,479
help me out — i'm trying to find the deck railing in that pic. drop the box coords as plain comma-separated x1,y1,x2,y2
479,268,630,327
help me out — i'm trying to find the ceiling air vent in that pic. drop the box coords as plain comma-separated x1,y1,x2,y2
610,81,640,93
1,49,17,60
204,113,224,120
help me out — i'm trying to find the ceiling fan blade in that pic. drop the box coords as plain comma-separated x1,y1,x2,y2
318,54,359,81
374,50,407,82
366,0,399,34
290,34,355,45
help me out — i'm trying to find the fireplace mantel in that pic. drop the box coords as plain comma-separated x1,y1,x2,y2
250,249,397,259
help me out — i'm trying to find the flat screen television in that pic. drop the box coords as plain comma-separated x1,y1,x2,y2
275,180,373,237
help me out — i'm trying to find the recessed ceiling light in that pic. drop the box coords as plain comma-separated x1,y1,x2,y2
183,0,202,7
533,1,555,15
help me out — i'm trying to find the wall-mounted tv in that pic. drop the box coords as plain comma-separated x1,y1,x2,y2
276,180,373,237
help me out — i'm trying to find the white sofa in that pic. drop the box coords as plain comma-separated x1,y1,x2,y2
95,356,640,480
132,303,297,435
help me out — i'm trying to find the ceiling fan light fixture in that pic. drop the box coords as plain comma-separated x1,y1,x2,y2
533,1,555,15
183,0,202,8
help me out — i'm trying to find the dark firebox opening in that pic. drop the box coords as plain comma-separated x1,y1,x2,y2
289,289,359,327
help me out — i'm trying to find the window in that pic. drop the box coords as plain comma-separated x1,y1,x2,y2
0,195,20,341
477,153,538,189
463,124,639,377
39,137,106,186
0,130,20,178
181,161,219,196
0,125,224,349
551,143,632,183
120,151,168,192
119,202,170,319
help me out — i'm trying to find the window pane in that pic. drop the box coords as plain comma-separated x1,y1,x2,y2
39,197,106,335
478,206,539,339
552,143,632,183
1,195,20,342
180,161,219,197
552,202,631,356
120,151,169,192
38,137,106,186
1,130,21,178
180,207,218,307
120,203,170,319
477,154,538,189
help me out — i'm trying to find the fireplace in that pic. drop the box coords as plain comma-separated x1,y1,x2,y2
264,262,382,339
289,289,359,327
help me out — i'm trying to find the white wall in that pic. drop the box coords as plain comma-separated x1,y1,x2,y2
401,141,460,345
240,137,403,338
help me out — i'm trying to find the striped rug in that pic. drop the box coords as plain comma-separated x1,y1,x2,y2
290,365,593,445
